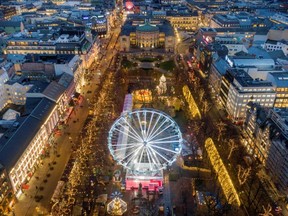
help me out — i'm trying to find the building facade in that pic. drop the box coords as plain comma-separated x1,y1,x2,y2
4,27,100,71
267,72,288,108
0,69,9,111
225,69,276,123
166,12,199,30
244,105,288,195
0,97,59,197
120,19,175,52
263,40,288,56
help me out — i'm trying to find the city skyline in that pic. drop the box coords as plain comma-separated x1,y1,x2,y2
0,0,287,215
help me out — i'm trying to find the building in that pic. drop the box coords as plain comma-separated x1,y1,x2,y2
13,62,55,80
209,57,230,97
198,43,228,76
4,27,100,70
0,71,33,112
0,69,9,111
120,19,175,52
215,36,248,56
160,0,182,4
263,39,288,56
0,71,76,201
210,12,270,29
270,13,288,25
224,69,276,123
0,21,24,34
267,72,288,108
0,97,58,197
54,55,84,91
166,11,199,30
244,105,288,195
90,14,109,37
267,25,288,42
225,56,285,81
265,109,288,195
243,102,268,160
0,6,17,20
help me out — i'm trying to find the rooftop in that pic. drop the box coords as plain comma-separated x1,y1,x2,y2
42,81,66,102
136,23,159,32
233,70,274,88
0,97,56,171
267,72,288,87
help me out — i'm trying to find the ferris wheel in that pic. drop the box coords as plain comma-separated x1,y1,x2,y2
108,109,182,174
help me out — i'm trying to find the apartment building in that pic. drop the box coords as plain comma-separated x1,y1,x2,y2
244,105,288,195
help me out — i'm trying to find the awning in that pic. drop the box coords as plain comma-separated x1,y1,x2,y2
22,184,29,190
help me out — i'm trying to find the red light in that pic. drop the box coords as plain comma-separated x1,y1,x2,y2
125,1,134,10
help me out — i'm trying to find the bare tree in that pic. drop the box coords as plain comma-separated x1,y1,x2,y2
202,100,211,115
193,77,200,91
216,121,226,141
190,121,204,136
199,88,205,102
237,165,251,186
258,204,273,216
227,139,238,160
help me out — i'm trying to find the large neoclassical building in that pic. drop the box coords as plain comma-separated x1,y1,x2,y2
119,19,175,52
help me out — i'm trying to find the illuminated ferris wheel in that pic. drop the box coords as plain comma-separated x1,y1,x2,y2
108,109,182,174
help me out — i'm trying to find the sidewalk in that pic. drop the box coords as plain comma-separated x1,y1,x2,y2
12,100,89,216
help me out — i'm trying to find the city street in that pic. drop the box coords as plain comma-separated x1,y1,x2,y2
13,99,89,216
12,21,123,216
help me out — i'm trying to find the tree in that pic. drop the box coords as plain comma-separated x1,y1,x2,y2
190,120,204,136
199,88,205,102
193,77,200,91
227,139,238,160
202,100,211,115
258,204,273,216
216,122,226,141
237,165,251,186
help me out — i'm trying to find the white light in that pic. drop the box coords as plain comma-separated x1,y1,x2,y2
108,109,182,173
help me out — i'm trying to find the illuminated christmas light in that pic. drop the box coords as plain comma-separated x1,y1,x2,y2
205,138,241,207
125,1,134,10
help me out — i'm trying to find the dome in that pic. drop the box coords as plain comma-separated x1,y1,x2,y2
136,23,159,32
